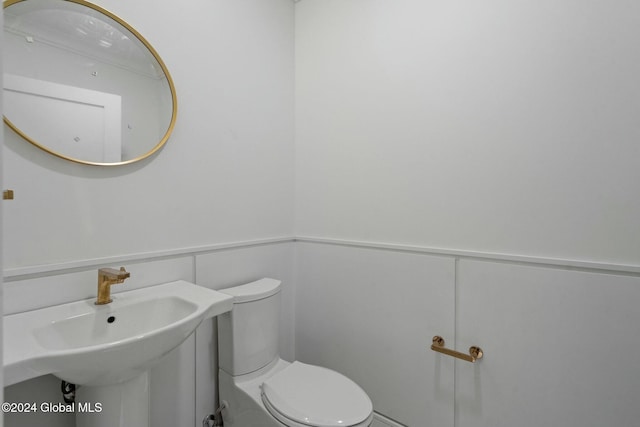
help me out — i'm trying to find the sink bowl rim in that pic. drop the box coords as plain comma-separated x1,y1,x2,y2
30,294,201,355
3,280,234,386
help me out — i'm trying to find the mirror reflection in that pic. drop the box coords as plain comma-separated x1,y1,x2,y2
3,0,177,165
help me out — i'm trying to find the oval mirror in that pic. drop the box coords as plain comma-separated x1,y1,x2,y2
3,0,177,166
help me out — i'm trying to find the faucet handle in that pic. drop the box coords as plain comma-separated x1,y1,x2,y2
98,267,130,280
117,267,130,281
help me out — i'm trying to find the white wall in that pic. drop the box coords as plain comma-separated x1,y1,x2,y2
2,0,294,426
3,0,295,271
4,1,640,426
294,1,640,425
295,0,640,266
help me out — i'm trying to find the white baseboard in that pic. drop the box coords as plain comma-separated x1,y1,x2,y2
372,412,406,427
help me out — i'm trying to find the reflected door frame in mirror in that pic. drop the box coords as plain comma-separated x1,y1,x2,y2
3,0,177,166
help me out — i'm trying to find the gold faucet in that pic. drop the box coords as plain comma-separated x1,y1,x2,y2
95,267,130,305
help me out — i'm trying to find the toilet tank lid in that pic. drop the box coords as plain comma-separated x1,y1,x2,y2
218,278,281,303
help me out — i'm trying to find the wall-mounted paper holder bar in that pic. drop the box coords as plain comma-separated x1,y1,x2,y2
431,336,483,363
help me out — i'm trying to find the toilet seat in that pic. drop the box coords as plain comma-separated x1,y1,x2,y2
261,361,373,427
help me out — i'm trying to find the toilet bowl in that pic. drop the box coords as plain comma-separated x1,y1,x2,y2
217,278,373,427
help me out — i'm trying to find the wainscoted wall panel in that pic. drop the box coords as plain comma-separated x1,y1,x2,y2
294,240,640,427
456,260,640,427
194,242,295,424
3,241,294,427
3,256,193,315
4,239,640,427
194,241,296,360
294,241,456,427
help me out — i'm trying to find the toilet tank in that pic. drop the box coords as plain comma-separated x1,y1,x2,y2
217,278,281,376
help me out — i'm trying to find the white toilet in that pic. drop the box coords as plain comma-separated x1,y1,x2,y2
217,278,374,427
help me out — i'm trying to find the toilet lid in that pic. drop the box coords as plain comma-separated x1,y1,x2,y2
261,362,373,427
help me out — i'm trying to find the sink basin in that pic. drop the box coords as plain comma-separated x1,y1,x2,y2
32,296,197,351
4,280,233,386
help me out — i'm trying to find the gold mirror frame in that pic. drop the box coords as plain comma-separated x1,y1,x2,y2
3,0,178,166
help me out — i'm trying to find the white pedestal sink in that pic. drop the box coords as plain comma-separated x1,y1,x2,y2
3,280,233,427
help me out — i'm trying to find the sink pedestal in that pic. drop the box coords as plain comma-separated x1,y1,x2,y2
76,372,150,427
